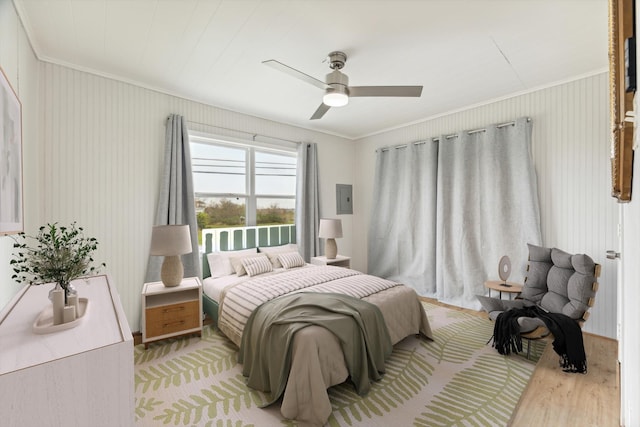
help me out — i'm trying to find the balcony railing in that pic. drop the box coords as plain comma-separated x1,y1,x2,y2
201,224,296,253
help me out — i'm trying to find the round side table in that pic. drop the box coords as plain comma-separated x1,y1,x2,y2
484,280,523,299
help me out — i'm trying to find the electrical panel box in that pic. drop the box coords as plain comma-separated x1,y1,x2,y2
336,184,353,215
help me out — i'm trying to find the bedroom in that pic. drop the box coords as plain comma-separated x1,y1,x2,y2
0,0,638,426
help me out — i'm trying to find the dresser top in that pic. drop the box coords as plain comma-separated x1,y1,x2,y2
0,275,131,375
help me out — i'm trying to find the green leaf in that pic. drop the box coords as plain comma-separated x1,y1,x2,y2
8,222,104,286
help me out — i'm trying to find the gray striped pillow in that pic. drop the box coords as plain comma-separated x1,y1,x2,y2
278,251,305,269
241,254,273,277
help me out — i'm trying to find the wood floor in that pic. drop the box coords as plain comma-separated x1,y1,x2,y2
510,332,619,427
420,297,620,426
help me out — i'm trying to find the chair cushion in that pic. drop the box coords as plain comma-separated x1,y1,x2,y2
476,295,506,314
534,247,596,320
477,296,541,333
517,316,546,333
520,244,552,303
481,244,597,335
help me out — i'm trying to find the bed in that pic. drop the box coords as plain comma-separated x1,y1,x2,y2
201,241,432,426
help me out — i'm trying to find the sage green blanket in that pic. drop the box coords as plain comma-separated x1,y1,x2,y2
238,292,393,406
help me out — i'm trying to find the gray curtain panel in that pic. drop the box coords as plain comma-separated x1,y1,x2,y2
369,117,541,309
295,142,320,262
145,114,201,283
368,141,438,295
436,117,541,307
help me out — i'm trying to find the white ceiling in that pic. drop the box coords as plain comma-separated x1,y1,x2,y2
14,0,608,139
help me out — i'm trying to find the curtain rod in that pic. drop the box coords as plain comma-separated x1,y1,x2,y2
186,120,302,145
379,117,531,151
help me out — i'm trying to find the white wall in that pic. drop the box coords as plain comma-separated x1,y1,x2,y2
621,146,639,425
0,0,618,342
0,0,42,307
619,4,640,423
35,63,353,332
353,73,618,339
0,0,354,330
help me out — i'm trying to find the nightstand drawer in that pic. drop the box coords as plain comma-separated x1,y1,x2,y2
142,277,203,347
145,300,199,338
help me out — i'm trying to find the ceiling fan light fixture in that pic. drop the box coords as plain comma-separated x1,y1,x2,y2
323,86,349,107
263,51,422,120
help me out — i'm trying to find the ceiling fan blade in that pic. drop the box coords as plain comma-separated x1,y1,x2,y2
262,59,329,90
349,86,423,97
310,103,331,120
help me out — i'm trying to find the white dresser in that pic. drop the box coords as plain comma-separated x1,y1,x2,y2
0,275,134,426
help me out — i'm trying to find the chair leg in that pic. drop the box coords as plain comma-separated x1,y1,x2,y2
521,326,550,360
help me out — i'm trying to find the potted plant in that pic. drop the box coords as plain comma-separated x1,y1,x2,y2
10,222,105,304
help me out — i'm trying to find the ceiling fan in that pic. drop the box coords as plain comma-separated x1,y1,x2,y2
262,51,423,120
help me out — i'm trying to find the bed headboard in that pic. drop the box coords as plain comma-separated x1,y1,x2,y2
201,225,296,278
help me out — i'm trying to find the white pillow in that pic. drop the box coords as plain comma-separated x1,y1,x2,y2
241,254,273,277
206,248,257,278
228,254,261,276
258,243,298,254
259,244,299,268
278,251,305,269
265,251,284,268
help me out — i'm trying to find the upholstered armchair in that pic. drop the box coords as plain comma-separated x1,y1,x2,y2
479,244,601,359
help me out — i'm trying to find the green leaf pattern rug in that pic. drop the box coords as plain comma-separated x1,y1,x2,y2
135,302,544,427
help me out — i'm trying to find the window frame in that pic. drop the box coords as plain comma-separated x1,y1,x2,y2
189,131,298,227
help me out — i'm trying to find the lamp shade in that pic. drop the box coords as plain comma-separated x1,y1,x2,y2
318,219,343,239
150,225,192,256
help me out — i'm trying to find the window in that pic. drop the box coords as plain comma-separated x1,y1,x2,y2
190,133,297,243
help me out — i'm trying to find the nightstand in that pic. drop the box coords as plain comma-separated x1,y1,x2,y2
310,255,351,268
142,276,203,348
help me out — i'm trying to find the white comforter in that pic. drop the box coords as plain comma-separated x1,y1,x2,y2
217,265,432,426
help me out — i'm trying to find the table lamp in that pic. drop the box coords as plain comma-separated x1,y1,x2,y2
318,218,343,259
150,224,192,287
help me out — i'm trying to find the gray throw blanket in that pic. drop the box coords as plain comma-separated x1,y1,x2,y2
238,292,393,406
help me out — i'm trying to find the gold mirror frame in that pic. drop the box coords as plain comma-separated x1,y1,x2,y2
609,0,635,202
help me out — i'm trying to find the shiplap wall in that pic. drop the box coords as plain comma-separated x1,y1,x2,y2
0,0,42,307
32,63,354,332
353,73,618,338
0,0,618,340
0,0,354,330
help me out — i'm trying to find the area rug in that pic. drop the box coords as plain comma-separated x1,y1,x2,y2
134,302,545,427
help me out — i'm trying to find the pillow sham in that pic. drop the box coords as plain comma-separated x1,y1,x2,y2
241,254,273,277
258,243,298,253
206,248,258,279
259,244,299,268
229,254,258,276
278,251,305,269
264,251,284,268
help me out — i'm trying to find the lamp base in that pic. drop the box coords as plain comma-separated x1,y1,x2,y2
161,255,184,287
325,238,338,259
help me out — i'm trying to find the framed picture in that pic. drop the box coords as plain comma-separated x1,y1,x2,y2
0,65,23,234
609,0,635,202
